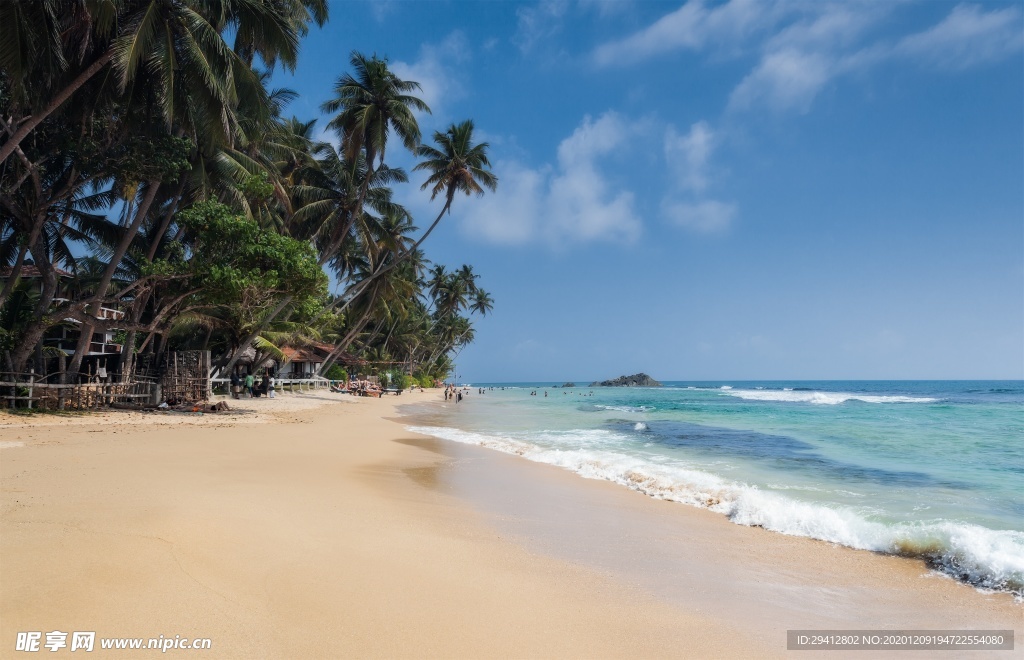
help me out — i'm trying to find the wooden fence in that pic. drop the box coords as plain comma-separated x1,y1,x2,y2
0,372,157,410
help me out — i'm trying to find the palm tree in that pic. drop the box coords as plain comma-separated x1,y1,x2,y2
410,120,497,254
320,52,430,172
337,121,497,311
0,0,324,165
290,143,408,267
469,289,494,316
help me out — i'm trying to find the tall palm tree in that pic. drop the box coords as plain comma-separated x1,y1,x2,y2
320,52,430,172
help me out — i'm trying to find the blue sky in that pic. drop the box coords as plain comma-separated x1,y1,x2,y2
274,0,1023,381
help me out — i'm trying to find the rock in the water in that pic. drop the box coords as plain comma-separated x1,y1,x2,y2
588,373,662,387
560,382,576,388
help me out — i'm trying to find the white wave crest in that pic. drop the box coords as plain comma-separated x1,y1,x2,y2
634,422,649,431
406,425,1023,595
722,389,937,405
594,404,654,413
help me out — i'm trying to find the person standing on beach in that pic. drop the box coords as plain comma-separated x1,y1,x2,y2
245,372,254,398
268,374,276,399
230,371,241,399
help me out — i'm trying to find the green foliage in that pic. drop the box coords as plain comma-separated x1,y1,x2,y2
325,365,347,381
171,200,328,306
115,134,194,184
240,171,275,205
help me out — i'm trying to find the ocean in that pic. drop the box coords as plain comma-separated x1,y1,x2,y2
406,381,1024,598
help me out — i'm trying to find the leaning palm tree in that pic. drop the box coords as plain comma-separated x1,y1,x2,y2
410,120,497,253
336,121,497,312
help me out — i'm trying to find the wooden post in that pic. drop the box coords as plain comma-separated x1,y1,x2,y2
27,369,35,410
58,355,66,410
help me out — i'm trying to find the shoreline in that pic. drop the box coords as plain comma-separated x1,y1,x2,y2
2,390,1020,657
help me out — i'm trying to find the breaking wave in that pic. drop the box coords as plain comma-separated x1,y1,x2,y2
722,389,938,405
406,425,1023,596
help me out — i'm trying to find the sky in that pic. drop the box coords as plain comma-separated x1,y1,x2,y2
272,0,1024,382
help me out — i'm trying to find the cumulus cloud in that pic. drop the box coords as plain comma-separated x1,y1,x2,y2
458,160,546,245
390,32,470,123
455,112,642,246
660,121,737,233
664,121,716,192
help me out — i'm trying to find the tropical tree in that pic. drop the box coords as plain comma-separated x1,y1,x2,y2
336,120,496,314
0,0,325,165
320,52,430,172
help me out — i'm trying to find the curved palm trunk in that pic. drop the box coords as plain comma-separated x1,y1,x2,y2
315,304,375,377
67,181,161,377
333,194,453,315
145,167,191,262
220,294,294,377
0,51,113,165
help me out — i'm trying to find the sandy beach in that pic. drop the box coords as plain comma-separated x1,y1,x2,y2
1,390,1020,658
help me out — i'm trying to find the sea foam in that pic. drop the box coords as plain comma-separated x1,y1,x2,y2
722,389,938,405
406,424,1023,596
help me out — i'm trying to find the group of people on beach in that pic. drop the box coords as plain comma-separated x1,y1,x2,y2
443,384,464,403
229,370,275,399
343,379,383,397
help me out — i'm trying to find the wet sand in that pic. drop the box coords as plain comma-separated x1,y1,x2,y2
0,390,1019,658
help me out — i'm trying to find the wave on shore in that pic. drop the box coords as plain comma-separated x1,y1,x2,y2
406,424,1023,597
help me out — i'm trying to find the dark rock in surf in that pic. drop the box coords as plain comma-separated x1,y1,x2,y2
589,373,662,387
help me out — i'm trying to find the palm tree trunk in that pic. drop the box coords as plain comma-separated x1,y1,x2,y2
9,235,60,373
333,196,453,315
0,51,113,165
0,240,29,310
145,169,190,262
67,181,161,377
221,294,294,377
316,305,374,376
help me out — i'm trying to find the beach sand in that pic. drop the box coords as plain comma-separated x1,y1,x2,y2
1,391,1020,658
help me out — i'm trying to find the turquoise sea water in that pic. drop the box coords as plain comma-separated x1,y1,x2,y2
407,381,1024,597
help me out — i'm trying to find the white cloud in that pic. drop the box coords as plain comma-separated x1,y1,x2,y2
665,121,715,192
593,0,781,66
390,32,470,123
895,3,1024,70
598,2,1022,115
661,200,737,233
367,0,396,23
459,160,546,245
729,48,832,113
513,0,570,53
454,112,643,246
578,0,635,18
660,120,737,233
